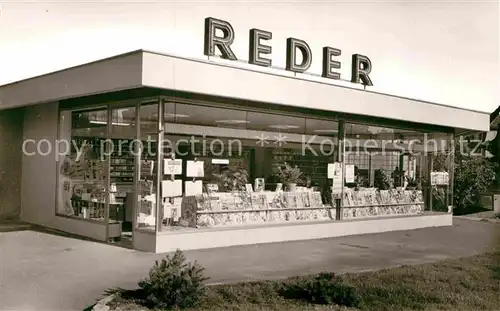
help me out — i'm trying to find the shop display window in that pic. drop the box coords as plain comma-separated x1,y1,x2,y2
343,123,453,219
56,95,454,236
56,101,162,235
134,101,161,232
57,108,109,221
157,99,339,230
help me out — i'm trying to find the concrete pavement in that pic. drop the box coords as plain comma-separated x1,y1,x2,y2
1,218,499,311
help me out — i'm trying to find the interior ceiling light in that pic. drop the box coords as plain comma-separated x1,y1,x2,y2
212,159,230,164
89,120,131,126
165,113,190,118
215,120,249,124
313,129,338,133
269,125,300,129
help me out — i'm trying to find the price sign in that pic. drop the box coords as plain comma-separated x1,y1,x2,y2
164,159,183,175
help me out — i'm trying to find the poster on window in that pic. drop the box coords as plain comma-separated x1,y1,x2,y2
164,159,183,175
345,165,355,183
141,160,154,176
329,163,343,194
254,178,265,192
161,179,183,198
327,162,342,179
185,180,203,196
186,160,204,178
431,172,449,185
408,158,416,180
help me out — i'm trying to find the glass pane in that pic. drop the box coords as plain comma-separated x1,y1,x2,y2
343,123,427,219
136,101,159,232
160,99,338,230
168,102,248,129
108,106,136,241
428,133,453,213
57,108,108,221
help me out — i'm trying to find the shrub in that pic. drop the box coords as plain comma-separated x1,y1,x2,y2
433,140,497,212
213,167,248,192
280,272,360,307
454,154,496,211
432,186,448,212
431,137,497,213
277,162,304,184
138,249,209,309
374,169,391,190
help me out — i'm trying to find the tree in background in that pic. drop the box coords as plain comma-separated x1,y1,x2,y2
485,130,500,188
437,136,498,213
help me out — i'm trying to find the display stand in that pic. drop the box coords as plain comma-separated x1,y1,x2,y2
160,154,187,229
180,157,203,227
164,174,176,226
184,190,330,228
342,188,424,219
137,160,156,228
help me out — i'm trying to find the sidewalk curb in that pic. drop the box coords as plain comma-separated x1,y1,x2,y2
454,216,500,224
91,294,115,311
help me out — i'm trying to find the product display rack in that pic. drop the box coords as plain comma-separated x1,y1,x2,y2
175,191,333,228
72,137,158,183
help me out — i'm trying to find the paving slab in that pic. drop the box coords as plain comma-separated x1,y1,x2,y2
0,218,499,311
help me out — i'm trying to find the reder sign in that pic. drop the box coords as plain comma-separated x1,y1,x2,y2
203,17,374,86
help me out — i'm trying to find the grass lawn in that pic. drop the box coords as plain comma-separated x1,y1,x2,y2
107,251,500,311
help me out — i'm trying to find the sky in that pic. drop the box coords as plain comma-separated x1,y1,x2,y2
0,0,498,113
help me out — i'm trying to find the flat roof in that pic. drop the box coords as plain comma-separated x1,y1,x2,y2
0,49,491,132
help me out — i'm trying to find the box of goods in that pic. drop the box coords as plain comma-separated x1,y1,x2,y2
362,206,379,217
219,193,236,211
250,193,268,210
264,192,277,207
68,158,87,180
271,193,286,209
195,194,209,212
392,190,402,204
310,192,323,207
283,193,298,209
179,197,197,227
90,189,106,203
389,190,401,204
317,209,331,220
141,161,154,176
401,191,413,204
87,160,105,182
238,193,253,210
138,180,153,196
84,161,94,181
377,190,389,205
300,192,311,208
343,189,351,207
360,188,378,205
352,191,364,206
294,193,305,209
344,205,384,219
343,189,355,207
196,214,214,227
412,190,424,203
139,197,155,215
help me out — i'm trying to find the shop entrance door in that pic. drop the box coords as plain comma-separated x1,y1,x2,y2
422,151,453,212
106,104,137,246
104,99,161,247
132,99,161,239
